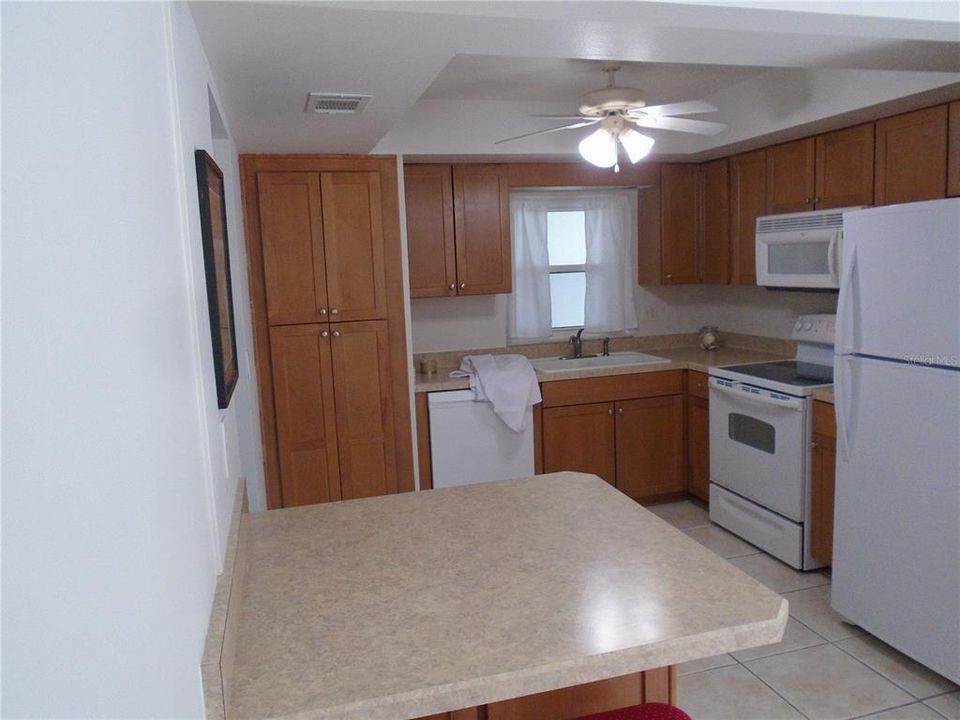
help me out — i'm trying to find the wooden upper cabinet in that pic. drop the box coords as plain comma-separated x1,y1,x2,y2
329,320,397,500
766,138,816,213
699,158,730,284
404,165,457,297
729,150,767,286
660,164,700,284
269,324,341,507
257,172,328,324
948,102,960,197
875,105,948,206
320,172,387,321
452,164,512,295
542,403,617,486
816,123,875,209
614,396,685,500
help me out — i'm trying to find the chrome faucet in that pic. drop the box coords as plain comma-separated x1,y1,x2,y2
569,328,585,358
602,337,611,356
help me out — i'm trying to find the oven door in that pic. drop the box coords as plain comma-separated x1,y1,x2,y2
709,378,808,521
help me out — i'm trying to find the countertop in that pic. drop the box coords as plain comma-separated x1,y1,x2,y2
414,346,790,393
225,472,787,720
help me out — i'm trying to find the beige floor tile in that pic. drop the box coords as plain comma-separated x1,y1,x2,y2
861,703,948,719
728,553,831,593
781,584,865,641
732,617,828,662
745,644,913,720
682,524,762,559
677,664,804,720
926,691,960,719
836,635,958,700
646,500,710,529
678,652,738,676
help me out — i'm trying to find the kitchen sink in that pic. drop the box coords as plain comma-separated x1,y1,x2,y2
530,351,669,374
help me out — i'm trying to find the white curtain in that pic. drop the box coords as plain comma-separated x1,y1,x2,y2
583,190,639,333
509,189,638,340
508,194,552,340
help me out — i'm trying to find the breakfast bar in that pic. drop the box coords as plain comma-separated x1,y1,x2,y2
213,473,787,719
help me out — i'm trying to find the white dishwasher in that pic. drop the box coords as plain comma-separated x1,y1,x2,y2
427,389,535,489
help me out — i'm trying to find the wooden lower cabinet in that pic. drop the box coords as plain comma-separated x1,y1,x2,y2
543,402,617,485
810,401,837,566
415,666,677,720
541,372,684,503
270,320,398,506
615,396,685,500
685,371,710,503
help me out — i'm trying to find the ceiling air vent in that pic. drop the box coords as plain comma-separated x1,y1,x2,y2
305,93,372,115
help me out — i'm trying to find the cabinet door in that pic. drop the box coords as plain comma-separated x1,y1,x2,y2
405,164,457,298
875,105,948,206
815,123,874,209
660,164,699,284
257,172,328,324
452,164,512,295
729,150,767,285
810,431,836,566
948,101,960,197
766,138,816,214
615,396,684,501
329,320,397,500
687,395,710,503
269,324,341,507
320,172,387,321
542,403,616,485
699,158,730,284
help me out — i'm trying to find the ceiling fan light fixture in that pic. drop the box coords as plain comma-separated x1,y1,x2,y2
619,128,655,164
578,128,617,168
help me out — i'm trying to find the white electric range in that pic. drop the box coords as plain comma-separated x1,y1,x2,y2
708,314,835,570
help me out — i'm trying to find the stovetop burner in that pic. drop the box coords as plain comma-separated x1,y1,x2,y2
720,360,833,387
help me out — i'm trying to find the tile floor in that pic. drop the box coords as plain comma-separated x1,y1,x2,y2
649,500,959,720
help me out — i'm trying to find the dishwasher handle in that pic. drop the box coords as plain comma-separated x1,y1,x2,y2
709,378,803,411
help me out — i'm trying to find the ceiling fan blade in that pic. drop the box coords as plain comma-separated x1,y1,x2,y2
529,114,595,120
633,100,718,117
495,119,599,145
628,116,727,136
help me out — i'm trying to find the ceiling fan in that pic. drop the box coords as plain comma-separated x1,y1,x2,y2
496,64,727,171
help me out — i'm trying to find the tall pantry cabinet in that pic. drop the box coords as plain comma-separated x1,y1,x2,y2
242,155,413,509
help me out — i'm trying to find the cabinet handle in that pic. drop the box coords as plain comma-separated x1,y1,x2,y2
330,308,339,315
608,408,614,416
449,283,456,291
332,330,341,338
319,307,328,315
459,282,466,289
320,330,329,338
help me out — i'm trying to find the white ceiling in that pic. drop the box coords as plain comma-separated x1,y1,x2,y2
189,1,960,157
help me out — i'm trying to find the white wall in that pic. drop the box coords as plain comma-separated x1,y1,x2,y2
2,3,255,716
411,285,836,352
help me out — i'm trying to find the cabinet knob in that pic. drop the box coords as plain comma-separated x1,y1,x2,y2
804,197,812,205
665,273,673,279
608,408,614,416
330,308,339,315
810,441,819,449
617,407,624,415
332,330,341,338
459,282,466,289
813,196,822,204
319,307,328,315
449,283,456,291
697,382,704,390
320,330,329,338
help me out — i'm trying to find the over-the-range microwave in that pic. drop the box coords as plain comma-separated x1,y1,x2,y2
755,206,869,289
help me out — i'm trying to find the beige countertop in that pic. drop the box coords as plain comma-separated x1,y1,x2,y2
414,346,790,393
813,387,835,404
224,473,787,720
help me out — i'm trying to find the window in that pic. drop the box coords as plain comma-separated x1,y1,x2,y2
546,210,586,328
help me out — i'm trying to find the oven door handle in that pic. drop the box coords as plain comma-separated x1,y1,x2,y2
709,379,804,411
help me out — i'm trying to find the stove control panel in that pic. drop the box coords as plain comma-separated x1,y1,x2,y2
791,314,836,345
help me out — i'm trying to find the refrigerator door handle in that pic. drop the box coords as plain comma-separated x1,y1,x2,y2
835,355,854,461
835,243,858,356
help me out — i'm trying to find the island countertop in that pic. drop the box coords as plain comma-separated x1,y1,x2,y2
224,473,787,720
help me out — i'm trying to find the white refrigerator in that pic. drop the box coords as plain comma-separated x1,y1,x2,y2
833,198,960,683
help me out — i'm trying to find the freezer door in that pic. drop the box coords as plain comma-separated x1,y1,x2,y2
832,354,960,683
837,199,960,363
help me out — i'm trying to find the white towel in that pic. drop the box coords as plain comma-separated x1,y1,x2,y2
450,354,542,432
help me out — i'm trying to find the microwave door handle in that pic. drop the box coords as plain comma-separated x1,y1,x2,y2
709,379,803,411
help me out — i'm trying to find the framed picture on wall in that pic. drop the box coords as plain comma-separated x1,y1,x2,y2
195,149,238,409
